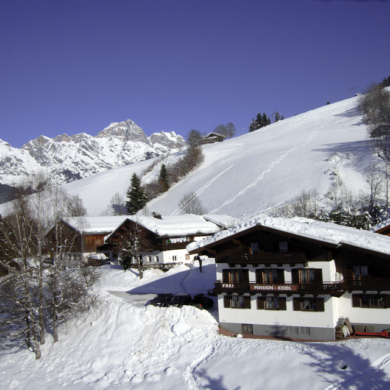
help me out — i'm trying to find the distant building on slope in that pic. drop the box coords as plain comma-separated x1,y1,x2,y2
201,132,226,145
188,217,390,341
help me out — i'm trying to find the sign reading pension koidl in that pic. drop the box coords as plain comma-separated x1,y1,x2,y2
250,284,298,291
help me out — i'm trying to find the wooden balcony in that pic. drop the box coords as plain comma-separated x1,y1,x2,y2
154,242,192,251
214,281,345,296
344,278,390,292
217,252,308,266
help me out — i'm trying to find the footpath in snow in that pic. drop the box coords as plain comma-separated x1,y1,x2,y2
1,259,390,389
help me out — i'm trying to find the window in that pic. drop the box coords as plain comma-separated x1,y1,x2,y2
223,269,249,283
299,269,315,283
146,256,152,263
353,266,368,280
301,297,317,311
266,297,279,310
185,254,190,261
263,269,278,283
154,256,159,263
256,269,284,284
224,295,251,309
232,296,244,308
279,242,288,252
257,297,287,310
353,294,388,308
242,324,253,335
251,243,259,254
172,255,177,261
257,296,286,310
293,297,324,312
288,326,311,336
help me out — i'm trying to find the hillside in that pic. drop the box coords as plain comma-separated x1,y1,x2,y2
60,95,376,218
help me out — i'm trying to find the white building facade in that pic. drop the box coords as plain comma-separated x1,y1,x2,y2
188,217,390,341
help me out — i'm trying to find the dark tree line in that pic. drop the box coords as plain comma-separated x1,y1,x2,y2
249,113,271,132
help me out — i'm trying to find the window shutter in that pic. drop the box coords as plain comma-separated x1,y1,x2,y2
292,269,299,284
293,298,301,311
314,269,323,283
277,269,285,284
257,297,265,310
242,269,249,283
316,298,325,312
385,295,390,308
256,269,263,283
279,297,287,311
222,269,229,283
244,296,251,309
224,295,231,308
352,294,361,308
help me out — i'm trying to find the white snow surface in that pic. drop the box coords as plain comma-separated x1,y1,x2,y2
19,94,379,218
2,260,390,389
187,215,390,256
106,214,228,239
65,216,130,234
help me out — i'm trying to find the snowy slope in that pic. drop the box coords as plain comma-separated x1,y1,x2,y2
2,262,390,390
52,95,377,218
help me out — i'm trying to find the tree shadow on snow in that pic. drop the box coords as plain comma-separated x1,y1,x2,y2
334,106,363,123
313,140,378,174
126,264,216,296
196,368,241,390
303,342,390,389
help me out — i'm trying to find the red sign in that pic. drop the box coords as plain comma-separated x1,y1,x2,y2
250,284,298,291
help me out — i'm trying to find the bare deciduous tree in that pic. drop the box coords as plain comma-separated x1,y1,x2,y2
178,192,206,215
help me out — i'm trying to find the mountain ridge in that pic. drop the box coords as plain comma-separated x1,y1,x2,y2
0,119,186,193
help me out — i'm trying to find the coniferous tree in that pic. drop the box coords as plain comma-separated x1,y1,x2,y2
126,174,148,215
159,164,170,192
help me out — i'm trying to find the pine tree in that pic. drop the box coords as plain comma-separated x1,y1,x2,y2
159,164,170,192
126,174,147,215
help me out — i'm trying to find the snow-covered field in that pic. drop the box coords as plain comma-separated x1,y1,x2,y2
2,260,390,390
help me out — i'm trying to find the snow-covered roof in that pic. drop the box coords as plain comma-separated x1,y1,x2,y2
64,216,129,234
202,214,240,229
106,214,233,240
187,215,390,256
372,219,390,233
204,132,225,138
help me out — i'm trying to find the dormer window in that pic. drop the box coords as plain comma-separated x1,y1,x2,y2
279,242,288,252
251,243,259,254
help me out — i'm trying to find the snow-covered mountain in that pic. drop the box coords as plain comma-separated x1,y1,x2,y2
0,119,186,188
53,95,377,218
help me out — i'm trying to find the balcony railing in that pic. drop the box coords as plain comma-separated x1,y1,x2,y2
344,278,390,291
217,252,308,265
214,281,345,295
154,242,192,251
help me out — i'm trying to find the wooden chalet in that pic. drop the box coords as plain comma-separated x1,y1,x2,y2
188,217,390,341
46,216,128,265
201,132,226,145
101,214,234,270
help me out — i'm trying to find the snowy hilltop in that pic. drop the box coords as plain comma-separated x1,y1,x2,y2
0,119,186,188
57,95,380,219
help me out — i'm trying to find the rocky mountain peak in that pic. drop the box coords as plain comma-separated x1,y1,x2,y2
96,119,149,143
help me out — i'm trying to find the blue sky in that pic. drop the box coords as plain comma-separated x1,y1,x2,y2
1,0,390,148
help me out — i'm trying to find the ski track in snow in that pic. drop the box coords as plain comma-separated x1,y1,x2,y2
171,165,234,216
324,353,390,390
209,125,321,214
